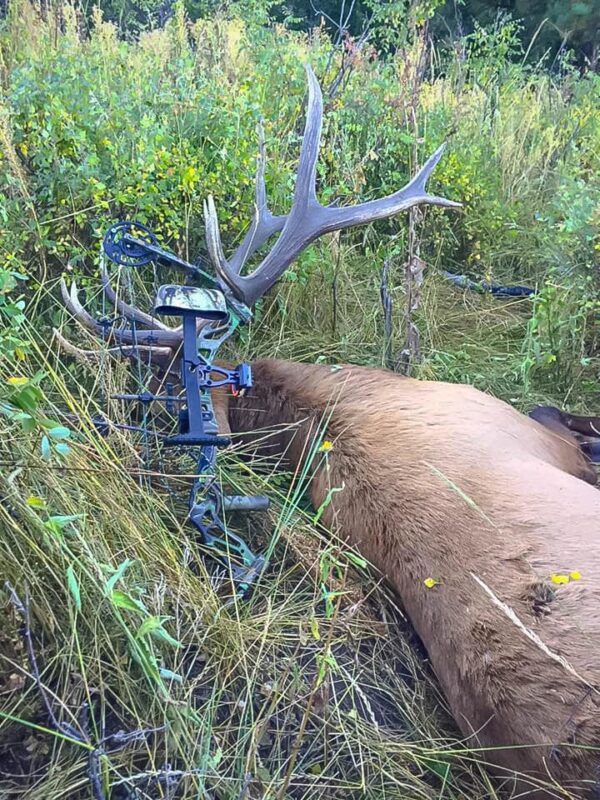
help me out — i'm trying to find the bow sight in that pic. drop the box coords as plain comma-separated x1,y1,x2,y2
103,221,268,600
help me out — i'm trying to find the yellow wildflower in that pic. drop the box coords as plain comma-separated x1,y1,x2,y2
319,440,334,453
569,571,582,581
424,577,439,589
550,574,569,585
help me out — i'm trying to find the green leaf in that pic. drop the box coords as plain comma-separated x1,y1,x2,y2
105,558,135,595
20,416,36,433
48,426,71,440
41,435,51,460
137,616,182,649
207,747,223,769
54,442,71,456
313,483,345,525
46,514,82,529
66,565,81,611
309,614,321,641
151,626,182,649
11,384,43,414
110,590,147,614
345,552,368,570
26,495,46,508
422,757,451,781
12,412,32,421
136,615,164,638
159,668,183,684
128,637,161,683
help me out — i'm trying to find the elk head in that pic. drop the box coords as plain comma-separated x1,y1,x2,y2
56,64,460,394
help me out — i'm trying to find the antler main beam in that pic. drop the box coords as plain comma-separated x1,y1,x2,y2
205,63,461,307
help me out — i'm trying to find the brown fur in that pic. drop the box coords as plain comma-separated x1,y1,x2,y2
214,360,600,798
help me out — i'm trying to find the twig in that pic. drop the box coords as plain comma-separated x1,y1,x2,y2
331,232,341,336
380,258,393,369
88,719,167,798
238,771,254,800
471,573,600,695
397,27,430,375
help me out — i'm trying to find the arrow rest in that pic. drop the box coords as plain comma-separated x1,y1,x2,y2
97,221,269,601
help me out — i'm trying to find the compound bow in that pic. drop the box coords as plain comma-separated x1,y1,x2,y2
100,220,269,599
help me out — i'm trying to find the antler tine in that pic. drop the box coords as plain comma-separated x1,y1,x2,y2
227,119,287,275
204,120,287,292
292,61,323,209
204,196,236,293
205,63,323,303
320,142,462,230
206,63,461,308
255,118,269,211
100,262,175,332
60,278,184,348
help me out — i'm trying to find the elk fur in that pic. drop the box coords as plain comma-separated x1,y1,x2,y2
212,359,600,798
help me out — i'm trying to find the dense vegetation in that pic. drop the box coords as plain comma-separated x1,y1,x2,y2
66,0,600,69
0,1,598,797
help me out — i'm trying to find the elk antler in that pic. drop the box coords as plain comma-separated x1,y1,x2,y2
57,268,191,391
55,281,184,396
99,261,175,332
60,277,185,349
204,63,461,307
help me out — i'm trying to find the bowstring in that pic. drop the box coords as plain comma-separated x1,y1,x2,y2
124,261,153,489
98,249,111,434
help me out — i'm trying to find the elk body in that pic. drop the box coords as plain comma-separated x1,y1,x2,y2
57,65,600,796
217,359,600,797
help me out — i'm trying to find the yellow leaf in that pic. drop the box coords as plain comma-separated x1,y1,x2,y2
569,571,582,581
550,574,569,585
424,577,439,589
26,496,46,508
7,376,28,386
309,614,321,641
